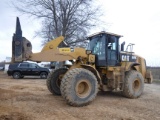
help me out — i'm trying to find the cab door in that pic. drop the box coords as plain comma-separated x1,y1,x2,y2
92,35,107,66
106,35,119,66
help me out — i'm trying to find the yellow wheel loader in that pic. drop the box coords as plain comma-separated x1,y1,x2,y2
12,17,153,107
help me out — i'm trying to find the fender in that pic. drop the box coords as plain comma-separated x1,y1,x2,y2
128,62,140,71
81,64,102,85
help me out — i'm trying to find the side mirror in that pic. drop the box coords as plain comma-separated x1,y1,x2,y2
121,41,125,51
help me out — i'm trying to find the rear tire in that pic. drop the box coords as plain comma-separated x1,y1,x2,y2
47,68,68,95
40,72,48,79
60,68,98,107
13,72,21,79
122,70,144,98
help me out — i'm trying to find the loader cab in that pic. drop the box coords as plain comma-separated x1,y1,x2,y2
87,32,122,67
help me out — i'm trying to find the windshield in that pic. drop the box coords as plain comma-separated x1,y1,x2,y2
87,36,100,51
87,35,106,60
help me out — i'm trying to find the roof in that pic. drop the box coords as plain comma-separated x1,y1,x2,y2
88,31,123,38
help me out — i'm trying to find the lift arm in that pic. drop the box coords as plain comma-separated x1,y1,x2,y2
12,17,87,63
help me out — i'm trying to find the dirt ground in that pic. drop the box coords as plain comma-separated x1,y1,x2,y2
0,72,160,120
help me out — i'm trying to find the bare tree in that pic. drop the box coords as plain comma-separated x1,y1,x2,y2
13,0,102,47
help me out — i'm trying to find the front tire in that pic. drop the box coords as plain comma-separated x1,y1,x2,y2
47,68,68,95
122,70,144,98
60,68,98,107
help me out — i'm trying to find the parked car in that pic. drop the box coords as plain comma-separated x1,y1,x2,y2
0,62,5,71
0,67,4,71
7,62,50,79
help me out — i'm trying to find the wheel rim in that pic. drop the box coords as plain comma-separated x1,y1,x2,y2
75,80,91,98
14,74,19,78
41,73,46,78
133,79,140,91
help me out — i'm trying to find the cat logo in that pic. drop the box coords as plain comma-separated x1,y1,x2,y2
122,55,130,61
59,48,71,53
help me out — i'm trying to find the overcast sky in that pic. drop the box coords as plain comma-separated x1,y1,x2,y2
0,0,160,66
